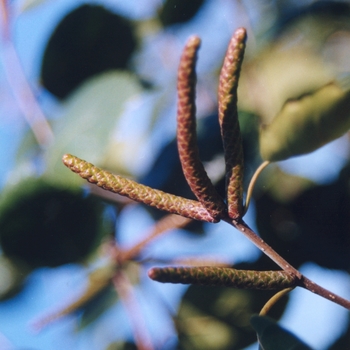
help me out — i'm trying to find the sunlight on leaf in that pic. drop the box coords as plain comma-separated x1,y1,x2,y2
259,83,350,161
44,71,141,187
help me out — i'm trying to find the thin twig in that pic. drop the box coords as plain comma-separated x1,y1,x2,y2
299,275,350,310
113,271,155,350
230,218,302,278
32,264,116,330
120,214,192,261
0,4,54,147
228,218,350,310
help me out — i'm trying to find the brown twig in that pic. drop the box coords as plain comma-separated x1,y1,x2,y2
228,218,350,310
61,28,350,312
113,271,155,350
299,275,350,310
0,2,54,147
229,218,302,278
120,214,192,261
177,36,226,220
32,264,116,331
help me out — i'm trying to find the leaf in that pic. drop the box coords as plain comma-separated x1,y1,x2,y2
35,263,116,329
250,315,313,350
158,0,206,27
0,178,109,268
259,83,350,161
44,71,141,187
19,0,49,12
255,163,350,270
0,255,31,300
41,5,137,98
176,258,290,350
78,284,118,330
106,341,138,350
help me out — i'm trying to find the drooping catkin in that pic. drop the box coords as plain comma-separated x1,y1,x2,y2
148,266,297,290
218,28,247,219
62,154,217,222
177,36,226,220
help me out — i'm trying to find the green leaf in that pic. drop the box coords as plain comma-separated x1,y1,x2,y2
0,178,108,267
176,268,289,350
158,0,205,27
41,5,137,98
19,0,49,12
44,71,141,187
259,82,350,161
106,341,138,350
250,315,313,350
0,255,31,300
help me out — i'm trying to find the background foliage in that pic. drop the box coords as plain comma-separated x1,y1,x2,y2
0,0,350,349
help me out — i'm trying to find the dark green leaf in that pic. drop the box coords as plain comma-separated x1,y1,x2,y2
78,284,118,329
250,315,313,350
44,71,141,188
176,258,290,350
0,178,109,267
158,0,206,27
41,4,137,99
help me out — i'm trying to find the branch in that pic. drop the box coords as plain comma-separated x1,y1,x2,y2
113,271,155,350
120,214,192,261
0,3,54,147
229,218,350,310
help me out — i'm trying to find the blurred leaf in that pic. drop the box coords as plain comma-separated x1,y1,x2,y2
259,83,350,161
36,263,116,329
328,313,350,349
19,0,49,12
250,315,313,350
238,44,334,125
0,255,31,301
0,178,109,268
158,0,206,27
255,162,350,270
78,284,117,329
41,4,137,99
106,341,137,350
44,71,141,187
176,258,289,350
238,2,350,161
